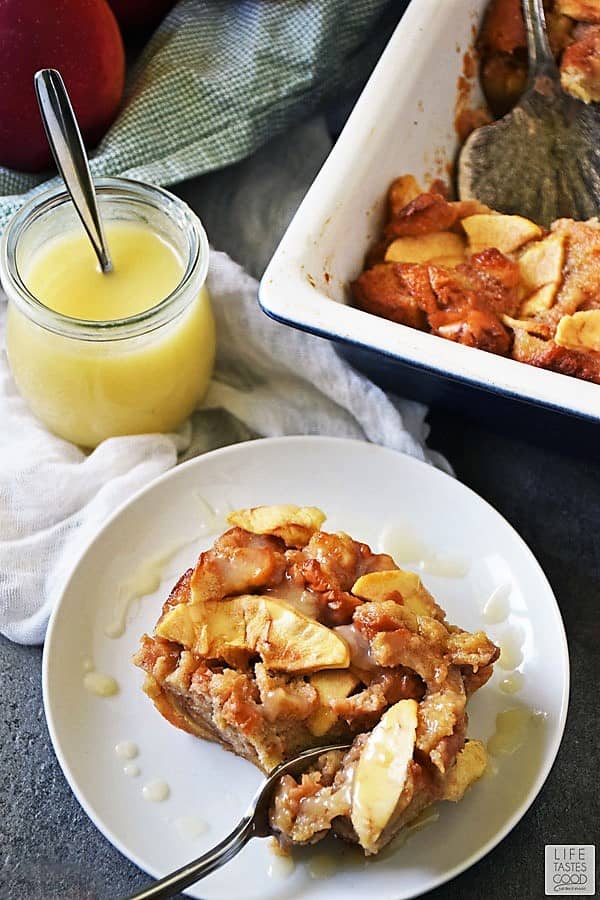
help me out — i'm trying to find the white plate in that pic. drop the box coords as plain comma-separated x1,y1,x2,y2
43,436,569,900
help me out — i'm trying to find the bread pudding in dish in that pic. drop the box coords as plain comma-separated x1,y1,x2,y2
135,505,499,855
352,176,600,384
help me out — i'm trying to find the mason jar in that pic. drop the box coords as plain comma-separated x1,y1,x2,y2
1,177,215,448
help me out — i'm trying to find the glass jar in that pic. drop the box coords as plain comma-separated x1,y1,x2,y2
1,177,215,448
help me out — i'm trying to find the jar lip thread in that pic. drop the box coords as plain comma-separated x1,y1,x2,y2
0,177,210,342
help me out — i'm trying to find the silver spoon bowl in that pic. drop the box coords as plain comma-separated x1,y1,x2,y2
126,742,351,900
458,0,600,227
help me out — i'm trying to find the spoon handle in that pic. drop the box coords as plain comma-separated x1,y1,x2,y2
125,816,254,900
521,0,560,82
34,69,113,273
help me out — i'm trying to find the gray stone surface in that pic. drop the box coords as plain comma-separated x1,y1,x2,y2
1,413,599,900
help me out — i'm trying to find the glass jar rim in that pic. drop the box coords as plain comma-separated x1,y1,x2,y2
0,176,210,342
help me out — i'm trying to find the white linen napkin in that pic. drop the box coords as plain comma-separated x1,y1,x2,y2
0,118,448,645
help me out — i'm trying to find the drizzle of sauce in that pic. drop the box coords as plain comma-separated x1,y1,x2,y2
115,741,139,760
175,816,209,839
487,707,533,757
196,494,228,532
267,855,296,879
499,672,524,694
265,578,321,620
389,828,410,850
498,626,525,670
337,844,369,870
105,541,195,640
391,807,441,850
123,764,140,778
307,853,338,879
83,670,119,697
142,780,170,802
379,526,469,578
483,757,499,779
407,807,440,832
482,584,511,624
419,556,469,578
334,624,374,669
380,526,429,562
104,496,228,641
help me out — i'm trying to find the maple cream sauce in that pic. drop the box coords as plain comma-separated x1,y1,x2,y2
482,584,511,624
499,672,524,694
379,526,468,577
497,626,525,670
142,780,170,802
105,540,196,640
307,853,338,879
114,740,139,760
267,855,296,879
83,670,119,697
264,578,321,619
175,816,209,839
487,707,534,756
334,624,374,669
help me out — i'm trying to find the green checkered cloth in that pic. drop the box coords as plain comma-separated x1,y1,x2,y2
0,0,400,234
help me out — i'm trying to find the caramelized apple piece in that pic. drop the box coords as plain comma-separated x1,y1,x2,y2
462,213,542,254
157,594,350,673
555,310,600,352
502,314,552,338
518,233,565,292
350,699,418,853
227,505,326,548
385,232,466,266
307,670,361,736
190,528,287,603
352,570,444,620
520,283,560,317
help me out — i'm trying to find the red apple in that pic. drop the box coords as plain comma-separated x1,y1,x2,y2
107,0,176,31
0,0,125,173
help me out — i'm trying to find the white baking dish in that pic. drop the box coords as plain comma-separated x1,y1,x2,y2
259,0,599,425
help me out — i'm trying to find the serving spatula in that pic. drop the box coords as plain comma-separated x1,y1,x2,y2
458,0,600,227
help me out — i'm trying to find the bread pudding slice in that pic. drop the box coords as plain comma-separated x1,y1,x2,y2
134,505,499,852
270,715,489,855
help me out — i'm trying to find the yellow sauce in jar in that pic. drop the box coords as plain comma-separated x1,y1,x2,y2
6,217,215,448
24,222,184,320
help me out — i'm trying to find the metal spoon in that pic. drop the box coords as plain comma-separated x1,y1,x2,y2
458,0,600,227
126,742,351,900
34,68,113,273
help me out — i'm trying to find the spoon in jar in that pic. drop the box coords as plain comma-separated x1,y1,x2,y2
34,68,113,273
126,742,351,900
458,0,600,227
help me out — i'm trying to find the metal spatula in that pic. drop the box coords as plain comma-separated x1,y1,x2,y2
458,0,600,227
